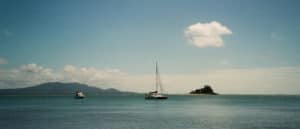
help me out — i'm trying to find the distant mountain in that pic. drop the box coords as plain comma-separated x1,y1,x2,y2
0,82,137,96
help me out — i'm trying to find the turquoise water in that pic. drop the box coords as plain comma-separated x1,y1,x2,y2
0,95,300,129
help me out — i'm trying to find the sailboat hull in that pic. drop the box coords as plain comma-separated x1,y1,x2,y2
74,96,85,99
145,96,168,100
145,94,168,100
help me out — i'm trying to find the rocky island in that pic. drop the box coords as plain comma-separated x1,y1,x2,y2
190,85,218,95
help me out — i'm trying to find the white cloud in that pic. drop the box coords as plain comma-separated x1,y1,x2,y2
0,57,8,64
0,64,126,89
11,64,62,87
185,21,232,48
62,65,126,88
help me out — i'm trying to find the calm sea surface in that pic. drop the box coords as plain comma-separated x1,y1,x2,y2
0,95,300,129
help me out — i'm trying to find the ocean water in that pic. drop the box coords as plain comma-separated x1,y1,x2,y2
0,95,300,129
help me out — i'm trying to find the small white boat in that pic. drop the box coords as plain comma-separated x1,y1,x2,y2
145,62,168,100
75,91,85,99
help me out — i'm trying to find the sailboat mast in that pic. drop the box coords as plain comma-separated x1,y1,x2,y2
155,61,158,92
155,61,164,94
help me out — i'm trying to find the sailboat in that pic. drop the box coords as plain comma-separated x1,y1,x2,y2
145,62,168,100
74,91,85,99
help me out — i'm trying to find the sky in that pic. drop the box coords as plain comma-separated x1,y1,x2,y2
0,0,300,94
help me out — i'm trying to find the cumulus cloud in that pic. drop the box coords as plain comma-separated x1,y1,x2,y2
10,64,62,87
0,57,8,64
185,21,232,48
63,65,126,88
0,64,58,89
0,64,126,89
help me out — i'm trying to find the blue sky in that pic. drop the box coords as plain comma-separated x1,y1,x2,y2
0,0,300,94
